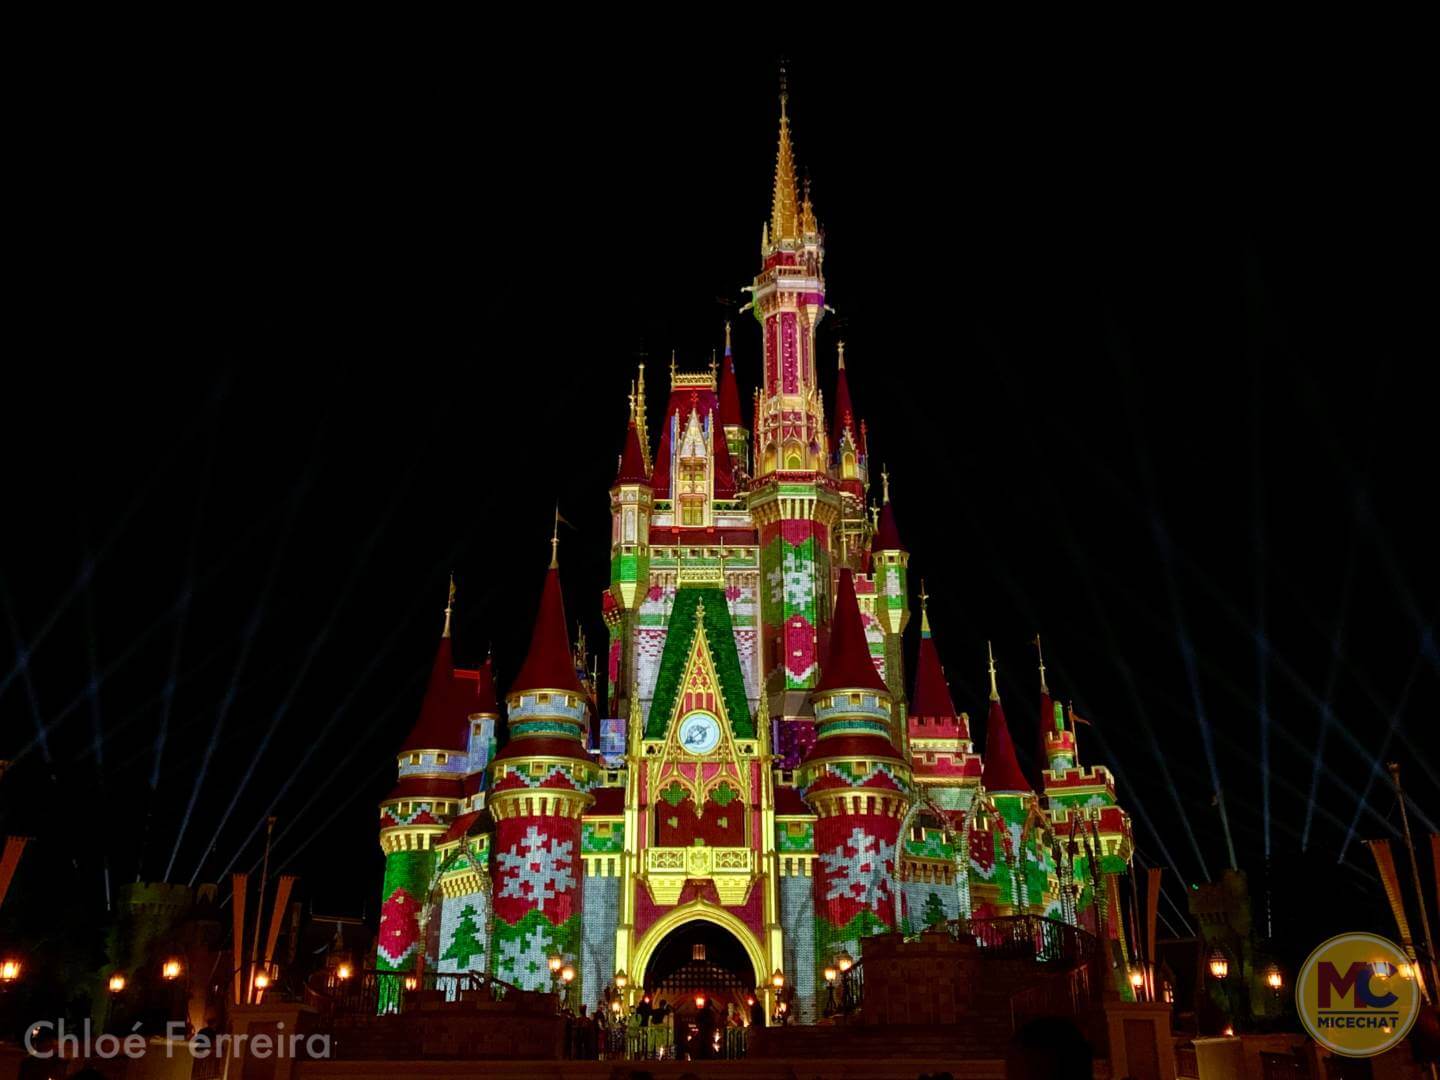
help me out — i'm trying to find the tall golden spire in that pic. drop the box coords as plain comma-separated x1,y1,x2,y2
881,465,891,504
770,68,800,245
919,579,931,635
724,320,732,352
550,505,561,568
1033,634,1049,695
837,340,846,370
443,573,456,638
987,640,999,701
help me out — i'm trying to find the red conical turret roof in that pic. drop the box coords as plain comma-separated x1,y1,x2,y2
831,343,857,451
912,620,958,719
718,330,743,429
981,695,1031,794
872,499,905,553
615,418,649,485
474,654,499,715
510,563,584,696
815,569,888,694
400,635,474,752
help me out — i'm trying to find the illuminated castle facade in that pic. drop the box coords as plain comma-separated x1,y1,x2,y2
373,89,1137,1021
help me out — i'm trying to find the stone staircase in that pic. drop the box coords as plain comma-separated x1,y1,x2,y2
296,1059,1006,1079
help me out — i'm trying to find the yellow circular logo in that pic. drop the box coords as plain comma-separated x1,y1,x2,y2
1297,932,1419,1057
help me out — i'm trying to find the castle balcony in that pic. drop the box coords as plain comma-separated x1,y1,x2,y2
642,845,755,905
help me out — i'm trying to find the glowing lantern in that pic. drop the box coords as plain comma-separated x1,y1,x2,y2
561,965,575,984
1223,1025,1234,1037
1266,966,1283,990
548,954,564,975
108,973,127,993
1129,969,1145,989
771,968,785,989
823,965,838,984
835,951,853,973
253,972,270,991
614,970,628,990
162,958,183,981
1208,950,1229,980
402,975,417,991
335,963,353,981
0,959,20,983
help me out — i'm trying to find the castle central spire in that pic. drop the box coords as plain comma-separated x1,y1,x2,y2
770,72,800,244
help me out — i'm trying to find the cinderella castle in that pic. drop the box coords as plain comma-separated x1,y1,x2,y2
372,85,1136,1024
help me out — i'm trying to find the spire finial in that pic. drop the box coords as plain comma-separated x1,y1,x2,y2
987,640,999,701
550,505,561,568
635,361,651,469
443,572,456,638
919,579,930,635
710,348,718,376
837,340,846,370
724,321,732,353
868,503,880,531
1033,634,1049,695
770,63,799,244
881,465,891,504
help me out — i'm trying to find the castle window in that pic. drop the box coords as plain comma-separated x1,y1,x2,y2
408,753,421,765
436,753,448,765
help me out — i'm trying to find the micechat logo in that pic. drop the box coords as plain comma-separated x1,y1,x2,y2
1299,932,1419,1057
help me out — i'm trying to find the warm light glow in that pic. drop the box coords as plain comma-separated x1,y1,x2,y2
162,958,183,981
0,959,20,982
253,972,270,991
1397,963,1414,980
336,963,353,981
1129,969,1145,989
611,1000,621,1014
1223,1025,1234,1037
745,996,755,1006
695,994,706,1008
403,976,418,991
824,965,838,983
1266,967,1283,990
548,954,564,974
108,973,127,993
614,970,628,990
771,968,785,989
835,951,853,973
561,965,575,984
1208,951,1229,980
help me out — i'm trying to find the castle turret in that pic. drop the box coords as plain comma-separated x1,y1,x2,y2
749,82,840,765
608,405,653,728
868,470,910,705
799,570,912,993
717,322,749,477
487,537,598,992
907,591,980,800
376,581,479,1005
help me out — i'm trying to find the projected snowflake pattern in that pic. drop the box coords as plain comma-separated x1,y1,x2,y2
496,826,576,912
819,827,895,909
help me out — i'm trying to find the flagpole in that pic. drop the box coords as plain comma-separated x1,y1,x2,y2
1389,762,1440,1001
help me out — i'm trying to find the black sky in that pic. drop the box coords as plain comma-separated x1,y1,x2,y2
3,39,1435,971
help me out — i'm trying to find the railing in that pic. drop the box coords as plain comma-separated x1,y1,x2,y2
1009,962,1094,1029
833,960,863,1018
582,1019,747,1061
306,968,522,1018
942,914,1096,967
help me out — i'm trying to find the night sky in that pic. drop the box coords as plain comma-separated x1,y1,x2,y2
3,41,1435,976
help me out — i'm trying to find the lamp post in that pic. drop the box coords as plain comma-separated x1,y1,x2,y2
770,968,785,1026
561,964,575,1010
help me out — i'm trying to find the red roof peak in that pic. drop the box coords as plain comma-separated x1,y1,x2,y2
717,328,743,429
615,418,649,485
475,654,498,715
509,562,584,696
400,634,473,752
815,568,888,694
981,694,1032,793
911,610,958,719
871,488,905,553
